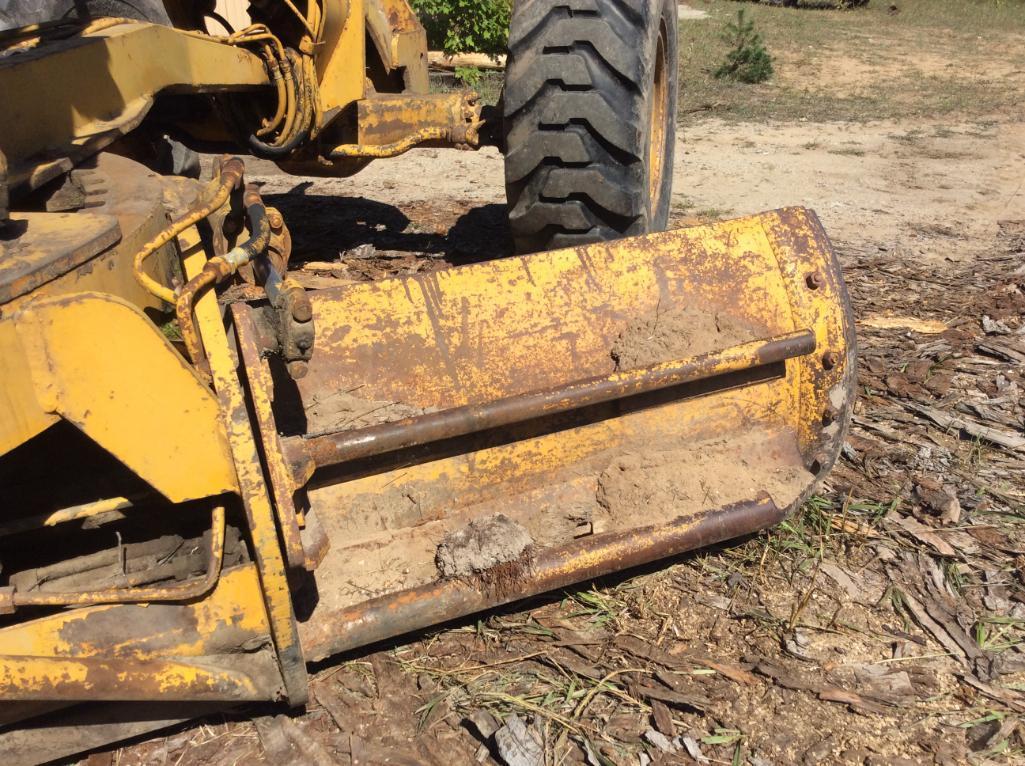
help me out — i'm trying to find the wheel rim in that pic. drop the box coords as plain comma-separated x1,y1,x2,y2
647,21,670,214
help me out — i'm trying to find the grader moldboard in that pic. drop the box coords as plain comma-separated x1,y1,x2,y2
0,0,854,761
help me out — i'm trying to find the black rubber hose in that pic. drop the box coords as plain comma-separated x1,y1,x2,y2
247,51,312,158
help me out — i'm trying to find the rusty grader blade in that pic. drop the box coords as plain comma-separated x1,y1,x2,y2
238,205,855,662
0,206,854,764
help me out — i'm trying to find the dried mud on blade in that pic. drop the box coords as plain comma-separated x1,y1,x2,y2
256,207,855,662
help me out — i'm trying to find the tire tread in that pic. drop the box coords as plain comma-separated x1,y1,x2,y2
504,0,661,252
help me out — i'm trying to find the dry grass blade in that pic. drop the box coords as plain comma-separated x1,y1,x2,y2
572,668,647,720
476,692,581,733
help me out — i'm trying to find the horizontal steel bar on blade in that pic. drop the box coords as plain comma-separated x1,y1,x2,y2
300,494,781,661
294,329,816,471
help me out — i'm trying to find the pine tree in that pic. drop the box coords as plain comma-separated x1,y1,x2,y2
714,10,774,84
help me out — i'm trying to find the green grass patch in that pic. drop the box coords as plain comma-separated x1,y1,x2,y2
677,0,1025,123
975,615,1025,653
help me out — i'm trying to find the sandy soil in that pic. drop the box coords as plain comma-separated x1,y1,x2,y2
678,120,1025,253
251,118,1025,265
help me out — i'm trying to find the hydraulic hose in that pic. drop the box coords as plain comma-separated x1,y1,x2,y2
247,49,311,157
132,157,245,304
256,48,287,137
176,186,270,375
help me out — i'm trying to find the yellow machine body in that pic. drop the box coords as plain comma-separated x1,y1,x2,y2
0,5,854,763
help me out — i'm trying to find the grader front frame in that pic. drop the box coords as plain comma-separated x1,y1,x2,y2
0,2,855,762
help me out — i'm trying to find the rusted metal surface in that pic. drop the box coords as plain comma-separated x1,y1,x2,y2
232,303,318,572
365,0,429,92
264,278,316,379
181,228,309,705
329,126,451,159
0,212,121,304
4,507,225,611
0,199,852,766
0,702,235,766
295,330,816,470
647,17,671,207
759,207,857,481
0,153,196,316
299,495,780,661
0,561,282,742
171,158,247,373
356,91,483,148
295,208,833,413
0,563,284,711
289,208,854,668
3,290,238,499
0,149,7,224
0,565,274,661
176,265,220,377
0,655,268,701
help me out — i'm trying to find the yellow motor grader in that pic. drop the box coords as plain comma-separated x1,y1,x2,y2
0,0,854,761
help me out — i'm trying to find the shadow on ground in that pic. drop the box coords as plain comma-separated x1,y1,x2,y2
264,184,513,266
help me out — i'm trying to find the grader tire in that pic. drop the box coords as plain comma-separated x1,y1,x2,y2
503,0,678,253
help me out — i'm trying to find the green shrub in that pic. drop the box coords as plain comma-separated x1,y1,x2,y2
411,0,511,58
453,65,483,86
714,10,774,84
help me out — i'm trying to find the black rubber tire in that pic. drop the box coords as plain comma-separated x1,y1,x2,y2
503,0,678,253
0,0,172,27
59,0,172,23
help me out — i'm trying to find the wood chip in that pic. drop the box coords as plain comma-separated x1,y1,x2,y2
428,50,506,70
650,700,677,737
899,591,970,668
614,635,680,667
852,664,916,702
959,674,1025,714
466,709,500,740
301,260,351,273
681,736,708,762
977,341,1025,364
277,715,338,766
494,714,543,766
830,516,879,538
629,683,708,713
914,479,962,525
904,402,1025,452
891,515,957,557
644,728,679,754
540,653,603,682
751,658,888,714
819,560,877,605
312,682,349,731
860,315,948,333
751,659,819,692
654,668,708,698
254,716,295,762
817,686,890,715
691,657,758,685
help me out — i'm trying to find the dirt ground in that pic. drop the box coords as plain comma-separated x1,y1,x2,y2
99,3,1025,765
